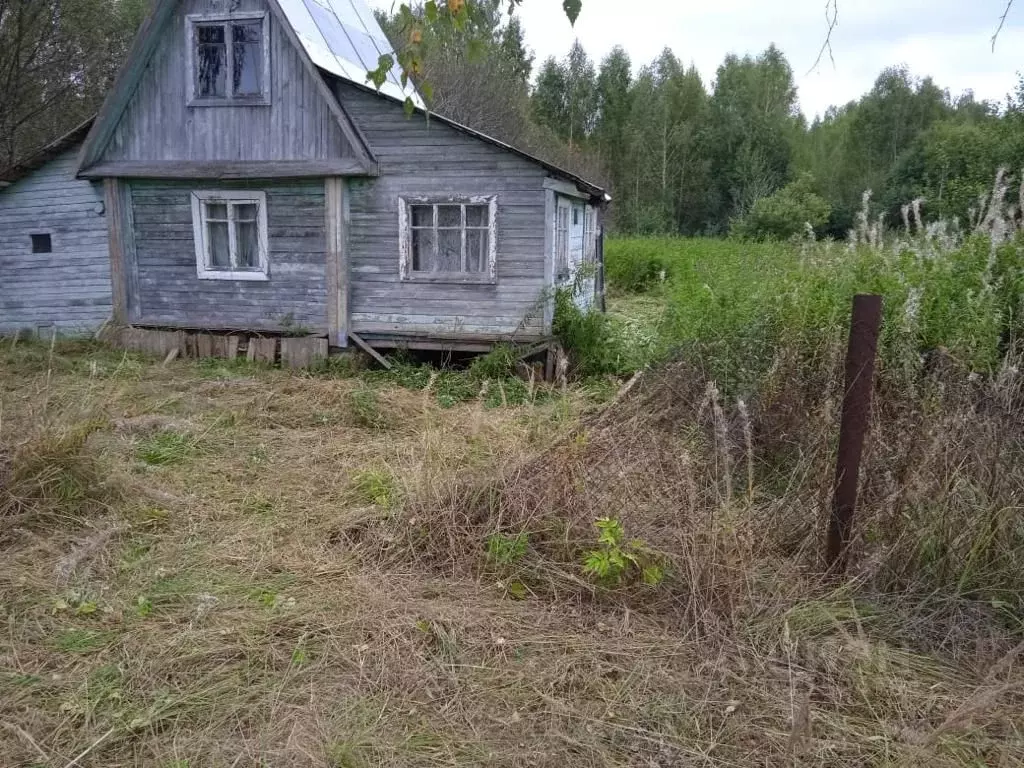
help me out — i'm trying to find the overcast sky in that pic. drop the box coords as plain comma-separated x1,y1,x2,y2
369,0,1024,118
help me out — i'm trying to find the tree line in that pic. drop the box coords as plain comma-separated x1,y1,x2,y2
4,0,1022,241
0,0,147,169
382,2,1024,238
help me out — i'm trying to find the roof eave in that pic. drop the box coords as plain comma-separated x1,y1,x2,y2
0,118,95,184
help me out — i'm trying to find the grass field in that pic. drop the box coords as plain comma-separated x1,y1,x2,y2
2,229,1024,766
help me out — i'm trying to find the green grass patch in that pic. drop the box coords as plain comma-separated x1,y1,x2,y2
137,430,200,466
53,628,116,654
350,468,400,508
347,386,391,430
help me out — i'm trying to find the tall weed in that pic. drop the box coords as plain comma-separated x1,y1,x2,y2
605,231,1024,393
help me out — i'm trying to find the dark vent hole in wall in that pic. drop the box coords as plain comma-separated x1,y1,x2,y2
31,233,52,253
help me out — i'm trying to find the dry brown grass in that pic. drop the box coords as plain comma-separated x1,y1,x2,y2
1,337,1022,767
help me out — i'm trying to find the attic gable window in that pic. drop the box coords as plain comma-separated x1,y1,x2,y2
190,191,269,281
398,196,498,284
186,13,270,105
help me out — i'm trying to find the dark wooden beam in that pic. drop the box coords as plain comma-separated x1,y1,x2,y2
103,179,128,324
80,160,376,180
325,177,349,347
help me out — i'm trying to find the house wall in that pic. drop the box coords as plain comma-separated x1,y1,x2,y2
128,179,327,332
0,149,112,335
99,0,354,165
335,82,552,338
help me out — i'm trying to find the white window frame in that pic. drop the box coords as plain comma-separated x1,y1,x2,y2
555,198,570,280
398,195,498,284
185,12,271,107
190,190,270,281
583,206,597,265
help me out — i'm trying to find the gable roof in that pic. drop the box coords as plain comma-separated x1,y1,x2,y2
75,0,380,175
0,119,93,186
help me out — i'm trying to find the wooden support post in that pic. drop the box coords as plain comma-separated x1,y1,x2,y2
104,179,128,324
325,177,348,347
827,294,883,575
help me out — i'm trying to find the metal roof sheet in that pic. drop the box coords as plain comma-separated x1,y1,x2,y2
277,0,422,106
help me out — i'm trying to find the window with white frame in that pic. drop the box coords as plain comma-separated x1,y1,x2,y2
583,206,597,265
186,13,270,105
398,196,498,282
190,191,269,281
555,202,570,279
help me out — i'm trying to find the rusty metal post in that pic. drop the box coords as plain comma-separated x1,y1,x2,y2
827,294,883,574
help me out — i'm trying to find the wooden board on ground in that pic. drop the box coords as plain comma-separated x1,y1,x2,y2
280,337,327,369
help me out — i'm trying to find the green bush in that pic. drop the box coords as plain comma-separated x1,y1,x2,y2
731,173,832,240
467,344,518,381
603,238,675,293
553,289,635,378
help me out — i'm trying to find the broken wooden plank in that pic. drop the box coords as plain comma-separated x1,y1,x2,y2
348,331,392,369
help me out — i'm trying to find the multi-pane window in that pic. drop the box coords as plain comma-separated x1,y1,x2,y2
190,191,269,281
555,203,570,279
188,14,269,104
583,206,597,265
399,197,498,282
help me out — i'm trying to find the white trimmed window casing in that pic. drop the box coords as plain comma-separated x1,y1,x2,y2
398,196,498,284
185,12,271,106
190,190,270,281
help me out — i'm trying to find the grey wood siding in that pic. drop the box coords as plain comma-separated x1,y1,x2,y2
100,0,354,165
0,149,112,334
335,82,551,338
129,179,327,333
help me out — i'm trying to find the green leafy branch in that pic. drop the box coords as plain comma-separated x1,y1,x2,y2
582,517,665,587
366,0,581,111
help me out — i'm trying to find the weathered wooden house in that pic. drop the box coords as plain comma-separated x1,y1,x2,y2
0,122,113,337
3,0,606,357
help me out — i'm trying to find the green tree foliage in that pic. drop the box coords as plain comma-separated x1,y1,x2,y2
531,41,597,148
593,46,632,193
618,51,709,234
0,0,149,166
532,56,569,134
705,46,800,229
731,172,832,239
